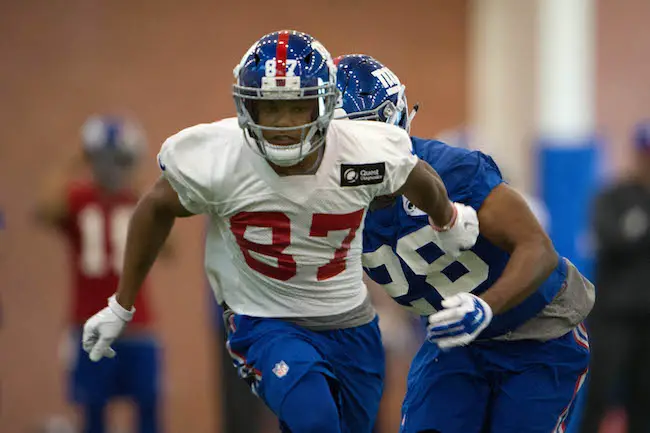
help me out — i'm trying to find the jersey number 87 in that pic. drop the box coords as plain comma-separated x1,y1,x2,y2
230,209,365,281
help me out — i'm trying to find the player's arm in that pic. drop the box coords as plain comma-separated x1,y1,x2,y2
396,159,454,227
115,176,193,309
396,159,480,256
425,151,553,348
372,125,479,257
34,151,86,227
375,127,456,227
130,177,177,261
477,184,559,314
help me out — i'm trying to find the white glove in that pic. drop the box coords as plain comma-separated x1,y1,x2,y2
82,295,134,362
426,293,493,349
429,202,479,258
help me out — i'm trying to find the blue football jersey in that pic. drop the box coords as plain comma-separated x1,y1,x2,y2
362,137,568,338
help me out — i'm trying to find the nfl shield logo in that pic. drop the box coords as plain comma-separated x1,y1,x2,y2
273,360,290,378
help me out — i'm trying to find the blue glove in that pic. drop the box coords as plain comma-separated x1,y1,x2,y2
426,293,493,348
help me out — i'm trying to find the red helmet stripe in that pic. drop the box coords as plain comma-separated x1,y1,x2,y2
275,31,290,77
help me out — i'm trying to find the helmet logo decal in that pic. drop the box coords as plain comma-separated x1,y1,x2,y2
371,67,401,95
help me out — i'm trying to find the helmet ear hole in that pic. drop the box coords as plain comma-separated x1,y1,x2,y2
304,51,313,65
254,53,261,65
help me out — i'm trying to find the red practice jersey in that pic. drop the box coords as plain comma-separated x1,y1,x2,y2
60,181,152,327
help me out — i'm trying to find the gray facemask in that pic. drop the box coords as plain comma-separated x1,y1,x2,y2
87,148,136,193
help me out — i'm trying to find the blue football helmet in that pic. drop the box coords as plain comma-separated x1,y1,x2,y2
334,54,416,133
233,30,338,167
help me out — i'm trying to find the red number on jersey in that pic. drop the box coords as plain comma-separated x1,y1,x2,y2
230,211,297,281
310,209,365,281
230,209,365,281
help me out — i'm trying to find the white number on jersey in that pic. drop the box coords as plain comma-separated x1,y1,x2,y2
78,205,133,277
363,224,489,314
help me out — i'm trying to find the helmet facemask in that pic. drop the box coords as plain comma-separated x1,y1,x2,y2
233,67,338,167
86,148,138,193
81,114,144,192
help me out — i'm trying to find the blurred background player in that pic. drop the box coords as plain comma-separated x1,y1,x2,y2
35,115,163,433
580,121,650,433
336,54,595,433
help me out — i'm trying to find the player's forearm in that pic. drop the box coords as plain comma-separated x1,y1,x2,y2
399,160,454,227
115,194,176,310
480,239,558,314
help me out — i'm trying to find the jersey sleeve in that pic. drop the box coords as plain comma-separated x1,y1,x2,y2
374,127,419,196
435,150,505,211
157,125,215,215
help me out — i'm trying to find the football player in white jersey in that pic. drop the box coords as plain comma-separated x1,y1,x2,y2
81,30,480,433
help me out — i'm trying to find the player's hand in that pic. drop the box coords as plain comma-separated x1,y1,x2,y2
430,202,479,258
426,293,493,349
82,295,134,362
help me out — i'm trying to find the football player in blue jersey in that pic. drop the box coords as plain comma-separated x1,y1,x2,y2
334,54,596,433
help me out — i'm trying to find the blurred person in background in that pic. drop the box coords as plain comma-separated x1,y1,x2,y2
35,115,165,433
580,121,650,433
336,54,595,433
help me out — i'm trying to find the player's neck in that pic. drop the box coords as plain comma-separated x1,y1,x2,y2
270,144,325,176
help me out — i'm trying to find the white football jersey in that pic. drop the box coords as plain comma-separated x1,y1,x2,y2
158,118,418,317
